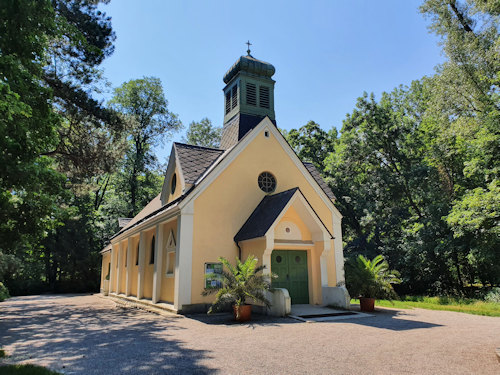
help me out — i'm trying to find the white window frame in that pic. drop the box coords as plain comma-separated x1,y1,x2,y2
165,230,176,278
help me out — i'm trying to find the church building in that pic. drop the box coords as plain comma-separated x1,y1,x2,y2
100,50,350,314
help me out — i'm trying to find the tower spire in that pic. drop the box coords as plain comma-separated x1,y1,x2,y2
220,51,276,149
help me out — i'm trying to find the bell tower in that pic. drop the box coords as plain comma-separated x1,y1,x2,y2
220,45,276,149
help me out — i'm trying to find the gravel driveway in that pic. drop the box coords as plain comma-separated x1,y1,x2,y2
0,294,498,374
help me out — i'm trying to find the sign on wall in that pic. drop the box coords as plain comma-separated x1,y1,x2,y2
205,263,222,289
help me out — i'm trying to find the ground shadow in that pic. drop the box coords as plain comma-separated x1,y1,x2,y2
323,306,443,331
0,295,216,375
185,311,298,328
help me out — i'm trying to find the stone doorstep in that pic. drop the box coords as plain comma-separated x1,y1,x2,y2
288,304,372,323
103,293,180,317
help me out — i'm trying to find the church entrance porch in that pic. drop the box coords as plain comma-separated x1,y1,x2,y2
271,250,309,304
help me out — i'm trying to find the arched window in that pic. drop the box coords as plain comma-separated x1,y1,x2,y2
150,236,155,264
135,243,139,266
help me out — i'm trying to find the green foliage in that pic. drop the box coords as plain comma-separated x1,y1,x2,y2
285,121,337,171
0,282,9,302
202,255,274,313
484,288,500,303
183,118,222,148
109,77,181,216
305,1,500,297
0,364,62,375
0,0,127,296
345,255,401,299
351,295,500,317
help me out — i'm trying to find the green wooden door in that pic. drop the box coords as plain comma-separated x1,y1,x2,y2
271,250,309,304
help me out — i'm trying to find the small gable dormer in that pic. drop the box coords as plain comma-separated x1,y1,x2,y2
220,49,277,150
160,143,224,205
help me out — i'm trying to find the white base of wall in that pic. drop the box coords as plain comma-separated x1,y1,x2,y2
267,288,291,317
322,286,351,309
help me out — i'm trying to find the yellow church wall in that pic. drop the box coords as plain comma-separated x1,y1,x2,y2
160,219,177,303
275,206,312,241
130,236,139,297
100,252,111,289
142,228,156,300
191,126,337,304
240,239,266,266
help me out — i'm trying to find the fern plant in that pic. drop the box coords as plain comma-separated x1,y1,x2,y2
345,254,401,300
202,255,274,313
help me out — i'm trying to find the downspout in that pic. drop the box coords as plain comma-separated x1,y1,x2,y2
235,240,242,261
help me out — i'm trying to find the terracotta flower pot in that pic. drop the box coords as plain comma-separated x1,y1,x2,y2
359,297,375,312
233,304,252,322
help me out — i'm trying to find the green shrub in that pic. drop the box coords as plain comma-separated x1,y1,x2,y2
485,288,500,303
0,282,9,302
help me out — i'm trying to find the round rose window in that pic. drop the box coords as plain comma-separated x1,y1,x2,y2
258,172,276,193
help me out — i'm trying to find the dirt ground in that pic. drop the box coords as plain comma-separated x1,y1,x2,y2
0,294,499,374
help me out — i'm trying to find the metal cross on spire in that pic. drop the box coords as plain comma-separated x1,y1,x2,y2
246,40,252,56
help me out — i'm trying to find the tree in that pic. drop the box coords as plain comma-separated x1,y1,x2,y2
0,0,65,275
0,0,126,295
285,121,337,171
420,0,500,287
109,77,181,216
183,118,221,148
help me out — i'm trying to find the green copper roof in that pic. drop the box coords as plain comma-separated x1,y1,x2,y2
223,55,275,84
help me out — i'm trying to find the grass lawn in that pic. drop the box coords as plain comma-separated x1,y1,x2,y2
0,365,61,375
351,296,500,317
0,349,61,375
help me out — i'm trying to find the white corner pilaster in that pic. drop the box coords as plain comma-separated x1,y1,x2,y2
117,243,124,294
320,233,331,287
174,202,194,311
333,216,345,284
152,223,165,304
137,231,146,300
125,238,133,296
262,232,274,275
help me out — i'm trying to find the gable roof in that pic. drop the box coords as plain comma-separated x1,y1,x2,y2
115,194,162,235
110,194,184,241
234,188,299,242
174,143,224,184
108,118,341,245
303,162,336,200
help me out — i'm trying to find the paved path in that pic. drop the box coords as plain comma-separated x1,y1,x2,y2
0,294,499,374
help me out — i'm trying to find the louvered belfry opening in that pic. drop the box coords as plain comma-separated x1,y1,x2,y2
225,91,231,114
231,85,238,109
221,53,276,149
246,83,257,106
259,86,270,109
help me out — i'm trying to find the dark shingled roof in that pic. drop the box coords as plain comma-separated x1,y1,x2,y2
234,188,299,242
174,143,224,184
220,115,239,150
303,162,336,200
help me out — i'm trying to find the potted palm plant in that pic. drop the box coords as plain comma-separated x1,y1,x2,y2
345,254,401,312
202,255,274,322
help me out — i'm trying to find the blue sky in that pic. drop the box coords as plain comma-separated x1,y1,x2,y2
99,0,443,162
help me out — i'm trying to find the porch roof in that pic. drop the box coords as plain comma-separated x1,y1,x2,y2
234,187,333,243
